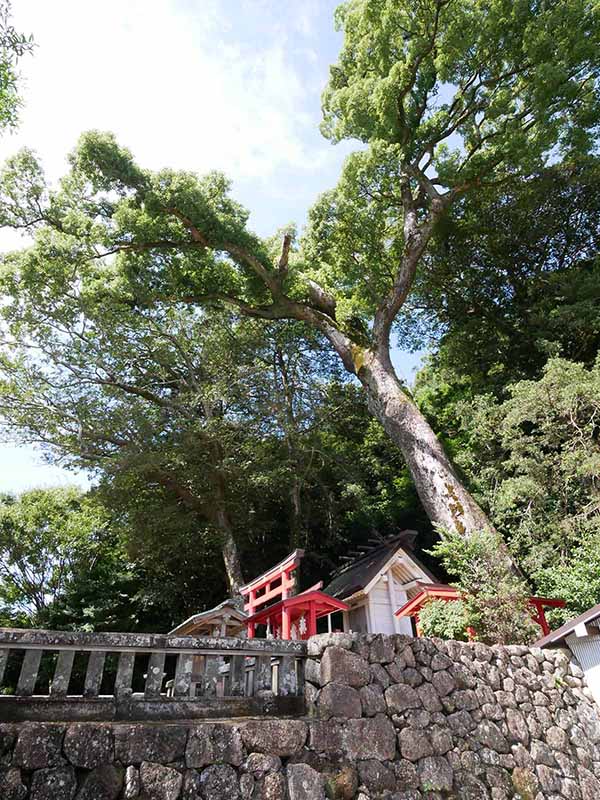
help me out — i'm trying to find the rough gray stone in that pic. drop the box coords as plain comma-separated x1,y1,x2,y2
243,753,281,777
63,724,113,769
13,724,65,770
398,728,433,761
453,771,489,799
416,683,442,711
511,766,539,799
239,774,254,800
546,725,569,752
453,690,479,711
431,670,456,697
287,763,325,800
307,633,355,657
182,770,202,800
401,667,423,687
369,634,395,664
0,768,27,800
114,724,187,764
536,764,562,794
418,756,452,792
561,777,582,800
385,683,420,714
579,704,600,743
506,708,529,745
241,720,307,757
475,720,509,753
304,659,321,686
76,765,123,800
577,765,600,800
357,759,395,793
309,721,344,754
30,767,76,800
394,759,419,789
124,765,140,799
370,662,391,689
359,683,386,717
185,723,243,767
447,710,477,736
531,738,557,767
321,764,358,800
318,683,362,719
139,762,183,800
0,726,17,767
431,652,453,671
430,726,453,755
343,715,397,761
258,771,287,800
320,646,370,688
198,764,240,800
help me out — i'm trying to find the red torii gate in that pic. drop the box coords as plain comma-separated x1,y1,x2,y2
240,549,348,640
394,583,565,638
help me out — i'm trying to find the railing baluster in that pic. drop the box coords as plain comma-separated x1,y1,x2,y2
0,649,9,686
50,650,75,697
277,655,297,696
245,657,256,697
229,655,245,696
84,651,106,697
254,654,272,694
17,649,42,696
173,653,194,698
0,629,307,718
144,651,166,698
203,654,220,697
115,652,135,698
295,656,305,697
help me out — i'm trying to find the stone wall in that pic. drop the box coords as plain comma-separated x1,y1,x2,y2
1,633,600,799
304,633,600,799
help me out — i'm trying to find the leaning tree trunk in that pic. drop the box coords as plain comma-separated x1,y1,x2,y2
356,348,493,538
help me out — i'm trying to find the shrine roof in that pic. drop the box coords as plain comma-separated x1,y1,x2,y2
535,602,600,648
244,590,349,626
168,599,247,636
323,530,437,600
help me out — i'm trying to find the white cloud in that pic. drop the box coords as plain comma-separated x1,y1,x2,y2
0,0,333,184
0,0,349,491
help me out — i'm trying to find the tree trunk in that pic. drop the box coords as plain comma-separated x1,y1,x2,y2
356,348,493,537
214,503,245,598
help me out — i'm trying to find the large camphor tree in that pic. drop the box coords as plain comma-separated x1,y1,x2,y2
1,0,600,557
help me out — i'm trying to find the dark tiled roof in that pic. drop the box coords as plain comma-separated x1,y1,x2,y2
536,602,600,648
323,530,436,600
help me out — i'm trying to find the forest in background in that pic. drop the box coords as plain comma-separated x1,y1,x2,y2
0,1,599,641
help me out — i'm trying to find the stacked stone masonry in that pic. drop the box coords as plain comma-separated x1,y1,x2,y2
1,633,600,799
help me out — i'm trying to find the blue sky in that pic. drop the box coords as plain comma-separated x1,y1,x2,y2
0,0,423,493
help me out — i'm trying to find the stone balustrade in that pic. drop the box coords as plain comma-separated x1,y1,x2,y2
0,628,306,721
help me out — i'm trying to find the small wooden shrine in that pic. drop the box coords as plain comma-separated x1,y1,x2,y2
323,531,436,636
168,598,247,637
395,582,566,638
241,549,348,640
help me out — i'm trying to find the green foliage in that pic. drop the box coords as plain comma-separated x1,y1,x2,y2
442,357,600,625
429,529,538,645
323,0,600,177
0,488,140,630
0,2,33,131
410,160,600,393
418,598,469,642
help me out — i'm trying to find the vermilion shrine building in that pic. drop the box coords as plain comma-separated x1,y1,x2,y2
170,531,564,643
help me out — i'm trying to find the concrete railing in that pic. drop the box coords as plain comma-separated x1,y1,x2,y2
0,628,306,721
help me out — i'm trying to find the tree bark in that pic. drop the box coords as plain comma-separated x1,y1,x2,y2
214,501,245,598
355,348,493,537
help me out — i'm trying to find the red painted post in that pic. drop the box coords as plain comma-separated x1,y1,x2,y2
281,605,291,640
308,602,317,638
